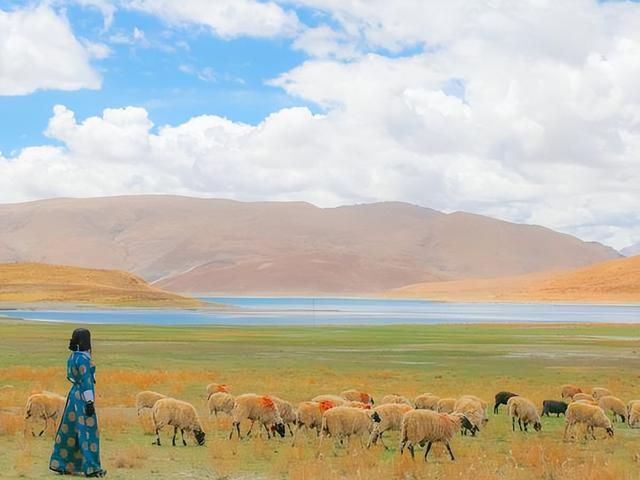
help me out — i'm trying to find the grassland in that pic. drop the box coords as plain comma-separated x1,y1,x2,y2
0,318,639,479
0,263,206,307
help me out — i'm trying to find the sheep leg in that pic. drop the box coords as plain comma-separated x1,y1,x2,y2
38,417,47,437
423,441,433,462
408,443,415,460
172,426,178,446
181,428,187,446
518,419,523,432
287,423,295,437
154,426,162,446
378,432,390,450
229,421,242,440
511,416,516,432
524,421,528,432
399,438,407,455
445,442,456,461
246,420,256,437
494,403,499,415
563,422,572,441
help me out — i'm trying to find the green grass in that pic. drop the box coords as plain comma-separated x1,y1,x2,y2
1,318,639,479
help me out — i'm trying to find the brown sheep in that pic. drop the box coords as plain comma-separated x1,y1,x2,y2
414,394,440,410
399,410,473,461
380,394,412,406
591,387,612,400
318,406,376,450
561,385,582,400
564,402,613,441
340,390,374,405
152,398,206,447
436,398,457,414
207,392,234,417
229,394,285,440
507,396,541,433
24,392,65,437
367,403,412,448
598,395,627,423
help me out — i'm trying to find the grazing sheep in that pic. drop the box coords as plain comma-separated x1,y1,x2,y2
399,410,473,461
151,398,206,447
598,395,627,423
494,391,518,414
436,398,457,414
628,402,640,428
414,394,439,411
541,400,568,417
340,390,374,405
591,387,612,400
572,393,593,402
627,400,640,421
564,402,614,441
561,385,582,400
229,394,285,440
380,394,412,406
454,397,488,436
507,396,542,433
292,400,341,446
206,383,229,399
367,403,413,448
318,406,376,449
207,392,235,418
311,394,347,406
344,401,371,409
271,396,296,436
24,392,65,437
136,391,167,415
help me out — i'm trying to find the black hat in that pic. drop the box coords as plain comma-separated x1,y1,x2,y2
69,328,92,352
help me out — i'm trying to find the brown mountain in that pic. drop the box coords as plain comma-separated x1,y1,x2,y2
388,255,640,303
0,195,619,295
0,262,204,307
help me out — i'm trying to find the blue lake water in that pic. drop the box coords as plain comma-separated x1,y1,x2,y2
0,297,639,326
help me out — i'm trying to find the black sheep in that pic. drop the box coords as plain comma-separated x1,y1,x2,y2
494,391,518,414
541,400,568,417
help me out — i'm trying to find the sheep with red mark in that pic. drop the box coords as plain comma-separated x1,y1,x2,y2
229,394,285,440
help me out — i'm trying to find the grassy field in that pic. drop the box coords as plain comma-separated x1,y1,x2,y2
0,318,639,479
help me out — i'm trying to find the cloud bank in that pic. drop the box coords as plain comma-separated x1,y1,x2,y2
1,0,640,250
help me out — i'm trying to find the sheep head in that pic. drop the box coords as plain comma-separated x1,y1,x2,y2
533,421,542,432
194,429,206,446
606,426,614,437
371,411,381,423
274,422,286,438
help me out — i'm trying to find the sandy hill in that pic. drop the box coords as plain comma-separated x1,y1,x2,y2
0,195,619,295
389,256,640,303
0,263,204,307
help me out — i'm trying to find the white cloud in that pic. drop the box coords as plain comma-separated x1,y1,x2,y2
0,6,102,95
124,0,301,38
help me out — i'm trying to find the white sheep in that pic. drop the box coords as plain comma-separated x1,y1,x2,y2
206,383,230,399
399,409,473,461
598,395,627,423
339,389,374,405
367,403,413,448
572,393,593,402
151,398,206,447
628,402,640,428
414,393,439,410
311,394,347,406
561,384,583,400
591,387,612,400
436,398,457,414
454,397,489,436
136,390,167,415
380,394,412,406
24,392,65,437
506,396,542,433
271,396,296,437
229,394,285,440
207,391,235,418
318,406,375,449
564,402,614,441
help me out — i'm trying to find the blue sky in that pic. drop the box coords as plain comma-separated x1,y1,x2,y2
1,1,639,250
0,1,315,154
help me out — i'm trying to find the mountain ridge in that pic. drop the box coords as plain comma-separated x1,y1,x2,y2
0,195,619,295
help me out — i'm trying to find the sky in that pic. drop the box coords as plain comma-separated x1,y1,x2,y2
0,0,639,251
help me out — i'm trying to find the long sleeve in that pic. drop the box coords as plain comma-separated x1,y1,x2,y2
75,354,95,402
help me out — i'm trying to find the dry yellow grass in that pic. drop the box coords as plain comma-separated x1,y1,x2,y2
389,256,640,303
0,262,205,307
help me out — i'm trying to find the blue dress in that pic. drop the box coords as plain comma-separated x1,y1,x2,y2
50,351,103,476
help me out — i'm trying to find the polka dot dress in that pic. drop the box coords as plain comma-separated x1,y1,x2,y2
50,352,103,476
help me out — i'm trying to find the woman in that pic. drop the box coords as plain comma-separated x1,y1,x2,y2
50,328,106,477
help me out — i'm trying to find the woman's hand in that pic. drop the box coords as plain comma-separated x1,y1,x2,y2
85,401,95,417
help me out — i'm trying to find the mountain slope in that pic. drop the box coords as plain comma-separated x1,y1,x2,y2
0,263,204,307
0,195,619,295
621,242,640,257
389,256,640,303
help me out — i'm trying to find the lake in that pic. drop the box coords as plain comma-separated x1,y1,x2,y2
0,297,639,326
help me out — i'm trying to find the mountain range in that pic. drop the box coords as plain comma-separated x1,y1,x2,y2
0,195,620,295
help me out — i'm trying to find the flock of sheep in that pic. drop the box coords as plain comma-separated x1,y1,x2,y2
22,383,640,462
